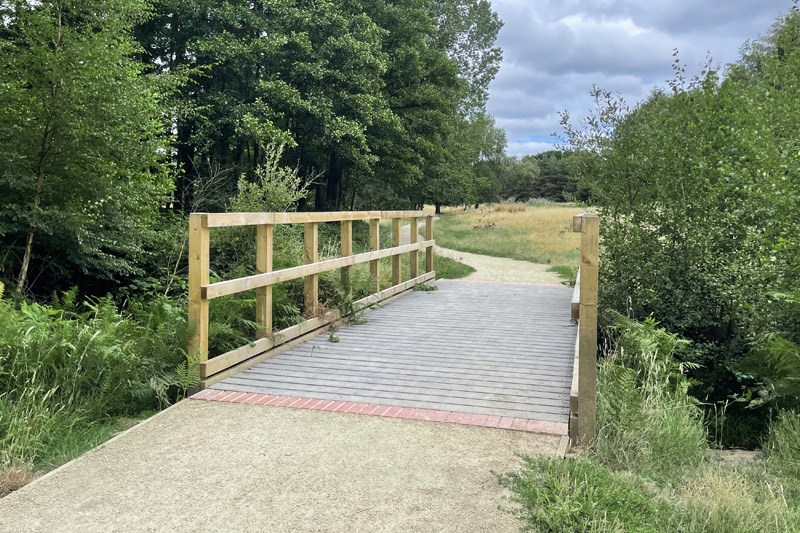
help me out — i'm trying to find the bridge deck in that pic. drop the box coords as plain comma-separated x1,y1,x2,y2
208,281,576,433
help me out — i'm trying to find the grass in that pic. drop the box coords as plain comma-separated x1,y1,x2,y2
434,203,584,281
502,314,800,532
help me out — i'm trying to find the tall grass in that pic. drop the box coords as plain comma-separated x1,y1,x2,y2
595,315,707,480
0,285,194,476
434,203,582,278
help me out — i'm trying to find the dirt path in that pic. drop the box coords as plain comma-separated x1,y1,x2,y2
0,400,559,532
401,221,564,284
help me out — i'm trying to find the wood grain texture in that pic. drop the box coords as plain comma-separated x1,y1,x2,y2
255,224,273,338
304,222,319,316
188,214,209,361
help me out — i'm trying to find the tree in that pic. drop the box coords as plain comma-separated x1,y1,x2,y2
0,0,171,295
135,0,390,212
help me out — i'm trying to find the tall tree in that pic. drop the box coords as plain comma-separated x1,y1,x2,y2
0,0,171,294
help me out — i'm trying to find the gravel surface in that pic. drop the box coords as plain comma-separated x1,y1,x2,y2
0,400,560,532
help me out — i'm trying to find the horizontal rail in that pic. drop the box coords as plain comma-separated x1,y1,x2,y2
203,240,434,300
188,210,436,386
199,272,436,387
571,267,581,320
201,210,426,228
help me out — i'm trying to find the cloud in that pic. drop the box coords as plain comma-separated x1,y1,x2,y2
489,0,794,156
507,139,559,157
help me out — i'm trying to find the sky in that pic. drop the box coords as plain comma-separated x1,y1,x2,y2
487,0,795,156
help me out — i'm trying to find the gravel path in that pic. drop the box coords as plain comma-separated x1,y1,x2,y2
401,221,564,285
0,400,559,532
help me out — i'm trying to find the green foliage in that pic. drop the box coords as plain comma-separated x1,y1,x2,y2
0,0,172,295
561,9,800,438
499,457,680,532
0,291,191,470
764,410,800,484
596,315,707,480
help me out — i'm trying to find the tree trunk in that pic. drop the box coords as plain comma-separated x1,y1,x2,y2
17,164,47,294
435,202,442,215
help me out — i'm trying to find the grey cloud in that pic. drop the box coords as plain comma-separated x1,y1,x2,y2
489,0,796,156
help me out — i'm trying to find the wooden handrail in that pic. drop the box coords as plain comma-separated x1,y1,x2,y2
188,210,435,388
571,212,599,445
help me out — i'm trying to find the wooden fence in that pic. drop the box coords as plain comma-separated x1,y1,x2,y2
569,212,599,445
188,211,435,389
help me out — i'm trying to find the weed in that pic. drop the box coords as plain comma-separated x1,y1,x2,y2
414,283,438,292
327,328,340,343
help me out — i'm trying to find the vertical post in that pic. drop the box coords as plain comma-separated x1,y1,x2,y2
392,217,401,286
574,213,599,445
425,215,434,274
256,224,273,338
188,214,210,372
369,218,380,292
409,217,418,279
341,220,353,302
304,222,319,316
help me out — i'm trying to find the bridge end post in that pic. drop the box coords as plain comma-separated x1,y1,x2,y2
188,213,210,389
573,212,599,446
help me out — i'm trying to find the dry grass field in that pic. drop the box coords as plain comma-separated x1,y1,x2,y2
434,203,585,280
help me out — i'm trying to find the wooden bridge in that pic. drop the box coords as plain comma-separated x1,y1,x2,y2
187,211,599,444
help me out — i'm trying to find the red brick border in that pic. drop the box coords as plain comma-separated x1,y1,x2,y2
190,389,568,436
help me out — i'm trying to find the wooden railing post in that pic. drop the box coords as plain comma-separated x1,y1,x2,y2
256,224,273,338
188,213,210,368
392,217,401,285
341,220,353,302
573,212,599,445
369,218,380,292
304,222,319,316
409,217,419,279
425,215,434,273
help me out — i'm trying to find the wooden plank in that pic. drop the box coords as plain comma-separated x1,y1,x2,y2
255,224,273,338
576,213,599,445
187,214,209,363
392,217,401,285
203,210,428,228
369,218,380,293
202,241,435,299
409,217,419,278
571,267,581,320
425,215,434,273
200,328,328,388
341,220,353,301
304,222,319,316
200,272,434,378
570,334,580,414
200,311,340,378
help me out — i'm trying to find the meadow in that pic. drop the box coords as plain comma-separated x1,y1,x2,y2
434,203,584,280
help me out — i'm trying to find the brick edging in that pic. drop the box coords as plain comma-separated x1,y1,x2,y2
190,389,568,436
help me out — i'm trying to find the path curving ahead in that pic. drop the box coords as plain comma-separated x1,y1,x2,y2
401,220,565,284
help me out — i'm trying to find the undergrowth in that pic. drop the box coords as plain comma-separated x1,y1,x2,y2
502,314,800,532
0,282,194,481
